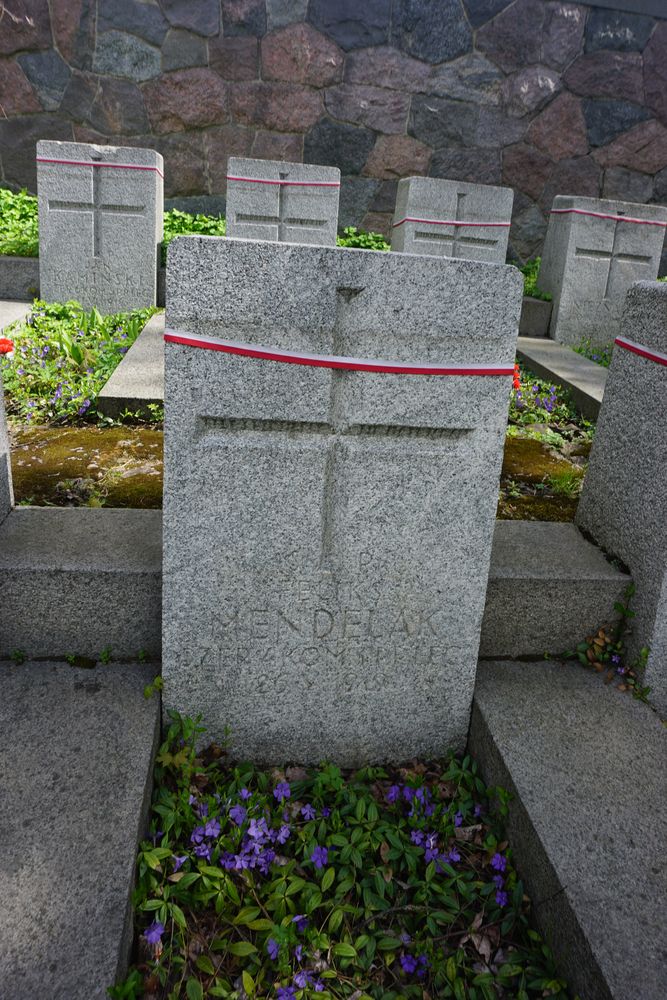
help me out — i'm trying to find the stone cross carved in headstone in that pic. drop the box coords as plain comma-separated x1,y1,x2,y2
37,140,163,314
538,196,667,346
391,176,513,264
225,157,340,245
162,237,522,765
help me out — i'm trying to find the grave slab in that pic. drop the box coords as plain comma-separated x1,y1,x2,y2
0,660,159,1000
576,281,667,713
471,659,667,1000
0,299,31,331
391,176,513,264
0,256,39,301
537,195,667,346
163,236,522,764
98,311,165,419
37,139,163,313
517,334,608,420
225,157,340,245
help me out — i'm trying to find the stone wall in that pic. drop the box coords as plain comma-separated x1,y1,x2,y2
1,0,665,264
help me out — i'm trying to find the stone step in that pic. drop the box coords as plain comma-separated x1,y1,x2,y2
0,299,31,331
517,335,607,420
0,511,629,663
0,660,160,999
97,312,166,419
470,659,667,1000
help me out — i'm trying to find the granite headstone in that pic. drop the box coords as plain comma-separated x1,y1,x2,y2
391,176,513,264
163,237,522,764
0,372,13,524
37,140,163,313
538,196,667,346
225,157,340,245
576,281,667,715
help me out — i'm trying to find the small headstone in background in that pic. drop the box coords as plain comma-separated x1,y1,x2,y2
576,281,667,714
225,157,340,245
391,176,513,264
538,196,667,346
37,140,163,313
162,236,522,764
0,373,13,523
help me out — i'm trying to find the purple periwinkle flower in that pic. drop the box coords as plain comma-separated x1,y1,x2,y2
491,852,507,872
411,829,425,846
301,804,316,821
454,811,463,827
276,824,291,844
204,818,220,838
400,954,418,974
240,787,251,800
385,784,400,803
294,970,311,989
229,804,246,826
292,914,308,933
173,854,187,871
294,944,303,962
311,845,328,869
276,988,296,1000
496,889,509,907
144,921,165,945
611,653,621,665
474,803,482,818
274,781,291,801
400,932,412,945
194,843,211,861
493,874,505,889
190,825,205,845
321,806,331,817
617,666,627,675
267,937,280,961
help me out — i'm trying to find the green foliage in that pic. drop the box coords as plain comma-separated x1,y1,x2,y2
163,210,227,265
520,259,551,302
0,187,39,257
112,713,574,999
572,339,612,368
336,227,390,251
545,470,583,499
0,299,157,425
510,363,590,433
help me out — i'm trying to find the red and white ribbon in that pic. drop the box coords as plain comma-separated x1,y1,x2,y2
393,217,510,229
226,175,340,188
615,335,667,368
164,329,513,376
551,208,667,228
37,156,164,178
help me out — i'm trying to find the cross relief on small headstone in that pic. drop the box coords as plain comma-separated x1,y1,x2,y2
574,211,653,299
413,193,500,256
234,171,328,240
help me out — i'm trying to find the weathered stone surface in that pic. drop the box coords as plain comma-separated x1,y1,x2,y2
252,130,303,164
222,0,267,37
501,66,561,117
564,50,643,104
51,0,96,68
539,155,600,212
60,72,99,123
475,107,527,149
0,0,51,56
88,78,149,135
503,143,553,201
602,166,653,203
541,2,586,70
232,81,322,131
226,156,340,244
161,28,208,71
143,70,229,133
593,119,667,176
538,195,667,346
429,53,503,106
0,60,40,115
363,135,431,180
654,165,667,202
577,282,667,713
203,124,255,193
304,118,375,175
527,92,588,159
361,211,391,237
430,146,502,186
163,238,522,763
38,139,163,313
476,0,544,73
392,0,472,64
93,31,161,82
262,23,343,87
209,36,259,81
267,0,308,31
369,179,398,213
308,0,391,50
644,23,667,126
463,0,513,30
157,132,209,197
0,372,12,522
344,45,431,92
585,8,655,53
325,84,410,134
161,0,220,36
392,175,513,263
338,176,381,226
98,312,165,418
0,115,73,190
409,94,478,148
18,50,71,111
0,659,159,999
510,196,547,262
583,99,652,148
97,0,169,45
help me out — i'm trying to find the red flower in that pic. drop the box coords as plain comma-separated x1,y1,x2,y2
0,337,14,355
